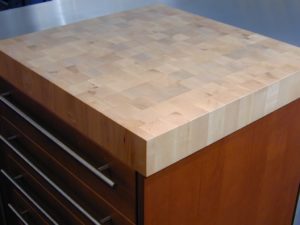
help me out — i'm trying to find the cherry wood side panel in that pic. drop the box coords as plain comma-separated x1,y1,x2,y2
143,99,300,225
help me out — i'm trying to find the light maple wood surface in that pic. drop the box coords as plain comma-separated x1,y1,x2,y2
0,5,300,176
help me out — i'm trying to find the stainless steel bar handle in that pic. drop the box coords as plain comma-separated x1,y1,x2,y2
0,94,115,188
7,203,30,225
0,135,111,225
1,170,60,225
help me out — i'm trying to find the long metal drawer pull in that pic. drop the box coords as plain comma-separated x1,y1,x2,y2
1,170,59,225
0,94,115,188
7,203,30,225
0,135,111,225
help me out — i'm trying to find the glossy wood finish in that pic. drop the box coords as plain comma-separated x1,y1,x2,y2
0,79,136,225
1,50,300,225
0,78,136,222
0,98,136,221
0,118,135,225
143,99,300,225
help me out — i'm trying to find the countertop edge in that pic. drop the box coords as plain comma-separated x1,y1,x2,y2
145,71,300,175
1,49,300,176
0,50,149,175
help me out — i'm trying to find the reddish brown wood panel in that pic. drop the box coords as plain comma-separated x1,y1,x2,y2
143,99,300,225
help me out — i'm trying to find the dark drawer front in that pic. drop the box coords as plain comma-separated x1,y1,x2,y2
1,152,68,225
0,79,137,223
6,189,53,225
0,138,135,225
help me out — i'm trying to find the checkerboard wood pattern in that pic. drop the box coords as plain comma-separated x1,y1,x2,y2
1,5,300,175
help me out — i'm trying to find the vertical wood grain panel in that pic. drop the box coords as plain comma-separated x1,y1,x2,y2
143,99,300,225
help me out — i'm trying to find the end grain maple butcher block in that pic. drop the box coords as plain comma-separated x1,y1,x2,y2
0,5,299,225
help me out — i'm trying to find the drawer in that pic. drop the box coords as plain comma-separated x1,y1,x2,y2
6,189,51,225
1,143,135,225
0,80,136,222
1,152,65,225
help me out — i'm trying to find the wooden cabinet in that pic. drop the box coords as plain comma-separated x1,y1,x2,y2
0,79,136,225
1,78,300,225
143,98,300,225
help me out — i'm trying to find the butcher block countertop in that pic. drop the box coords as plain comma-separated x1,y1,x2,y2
0,5,300,176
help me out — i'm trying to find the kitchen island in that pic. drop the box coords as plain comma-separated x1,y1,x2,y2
0,4,300,225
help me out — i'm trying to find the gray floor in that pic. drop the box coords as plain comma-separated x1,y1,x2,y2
0,0,300,47
295,195,300,225
163,0,300,47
